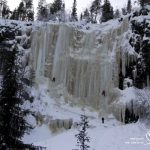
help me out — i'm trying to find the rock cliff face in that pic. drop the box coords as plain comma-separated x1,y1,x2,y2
30,18,134,116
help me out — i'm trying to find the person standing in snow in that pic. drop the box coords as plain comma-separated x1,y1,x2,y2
102,117,104,123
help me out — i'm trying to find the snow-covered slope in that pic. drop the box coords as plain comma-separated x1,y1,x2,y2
22,83,150,150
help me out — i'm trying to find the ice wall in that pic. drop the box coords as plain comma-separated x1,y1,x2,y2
30,18,132,115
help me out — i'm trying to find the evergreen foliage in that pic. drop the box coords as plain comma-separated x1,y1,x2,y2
127,0,132,13
1,0,10,19
139,0,150,7
10,9,19,20
90,0,101,23
75,115,90,150
83,8,90,22
101,0,114,22
80,13,83,21
122,7,127,15
50,0,62,14
71,0,78,21
17,1,26,21
114,9,120,18
50,0,66,22
37,0,48,21
26,0,34,21
0,27,35,149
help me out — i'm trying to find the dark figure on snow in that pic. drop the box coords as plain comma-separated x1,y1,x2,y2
52,77,55,82
102,117,104,124
102,90,106,97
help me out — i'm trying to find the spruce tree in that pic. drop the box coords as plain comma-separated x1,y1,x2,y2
90,0,101,23
53,0,62,13
0,25,42,150
60,3,66,22
26,0,34,21
49,0,64,21
10,9,19,20
17,1,26,21
83,8,90,22
122,7,127,15
127,0,132,13
114,9,120,18
0,35,31,149
71,0,78,21
75,115,90,150
101,0,114,22
1,0,10,19
80,13,83,21
139,0,149,7
37,0,48,21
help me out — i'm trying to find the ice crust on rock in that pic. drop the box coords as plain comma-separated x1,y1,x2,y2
30,17,136,117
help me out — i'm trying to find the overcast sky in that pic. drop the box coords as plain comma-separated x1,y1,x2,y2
8,0,137,14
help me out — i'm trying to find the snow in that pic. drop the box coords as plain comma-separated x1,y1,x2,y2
1,8,150,149
119,87,136,104
23,84,150,150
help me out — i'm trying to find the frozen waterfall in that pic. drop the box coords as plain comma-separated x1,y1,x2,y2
30,18,132,116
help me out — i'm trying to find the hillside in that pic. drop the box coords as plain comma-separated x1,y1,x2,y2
0,4,150,150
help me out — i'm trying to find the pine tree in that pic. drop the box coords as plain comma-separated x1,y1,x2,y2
75,115,90,150
122,7,127,15
101,0,114,22
17,1,26,21
127,0,132,13
37,0,48,21
0,27,39,149
60,3,66,22
139,0,149,7
1,0,10,19
10,9,19,20
26,0,34,21
53,0,62,13
114,9,120,18
71,0,78,21
83,8,90,22
80,13,83,21
90,0,101,23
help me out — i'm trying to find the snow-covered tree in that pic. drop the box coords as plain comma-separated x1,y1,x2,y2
25,0,34,21
139,0,150,7
71,0,78,21
37,0,48,21
75,115,90,150
0,27,39,149
101,0,114,22
51,0,62,14
127,0,132,13
122,7,127,15
83,8,90,22
90,0,101,23
0,0,10,19
17,1,26,21
49,0,66,22
114,9,120,18
80,13,83,21
10,9,19,20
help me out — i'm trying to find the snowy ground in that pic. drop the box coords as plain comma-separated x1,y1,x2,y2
23,83,150,150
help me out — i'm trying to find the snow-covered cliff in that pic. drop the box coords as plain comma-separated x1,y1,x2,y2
30,17,135,117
